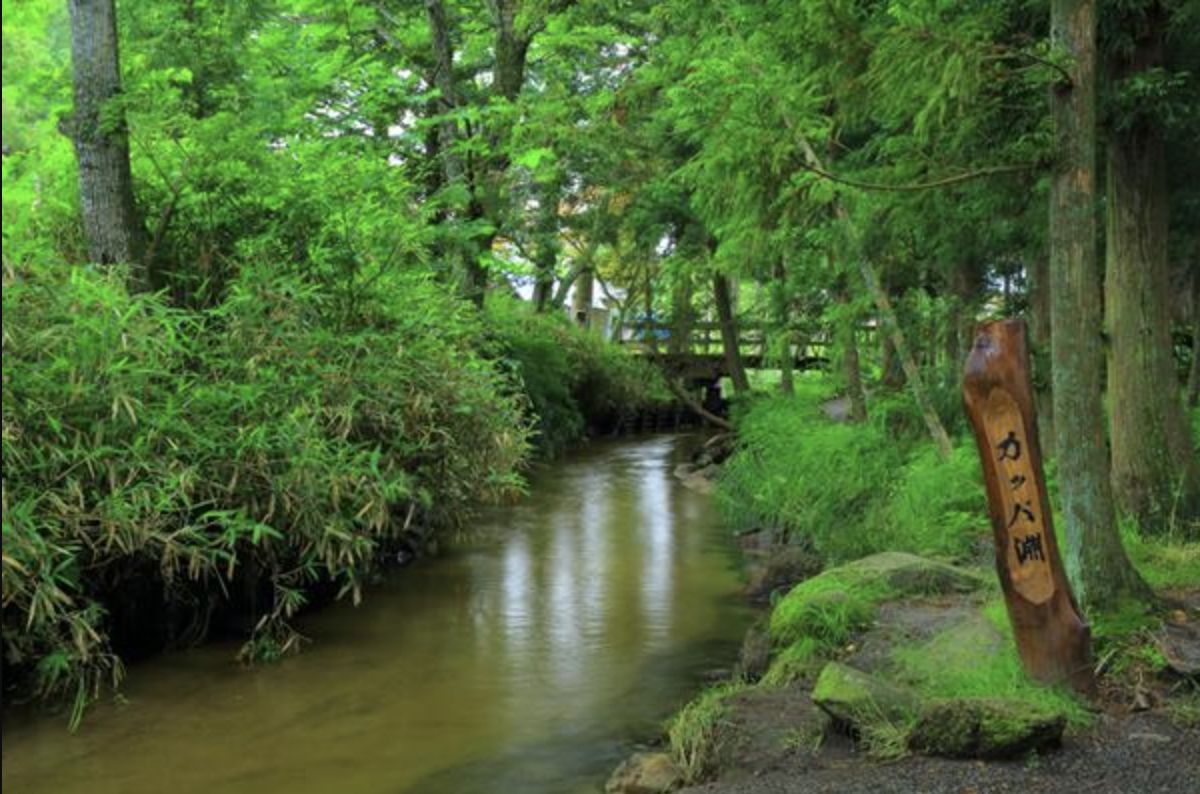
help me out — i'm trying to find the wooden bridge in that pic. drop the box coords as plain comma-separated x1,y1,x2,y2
620,321,829,383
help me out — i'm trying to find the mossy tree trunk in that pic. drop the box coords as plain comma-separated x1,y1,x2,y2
1028,254,1055,455
67,0,147,291
1104,6,1200,530
1049,0,1148,610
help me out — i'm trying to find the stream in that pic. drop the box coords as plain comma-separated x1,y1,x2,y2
1,435,753,794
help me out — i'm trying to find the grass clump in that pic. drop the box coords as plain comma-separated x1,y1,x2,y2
667,680,748,785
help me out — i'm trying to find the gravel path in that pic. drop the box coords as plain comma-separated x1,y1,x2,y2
681,706,1198,794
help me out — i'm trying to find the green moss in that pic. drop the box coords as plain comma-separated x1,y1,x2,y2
891,603,1092,731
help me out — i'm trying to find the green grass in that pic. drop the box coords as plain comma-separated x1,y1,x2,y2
667,680,748,785
718,378,986,563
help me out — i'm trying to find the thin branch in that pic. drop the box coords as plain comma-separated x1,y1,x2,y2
794,160,1033,193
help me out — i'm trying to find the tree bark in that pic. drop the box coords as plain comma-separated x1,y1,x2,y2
67,0,147,290
861,259,955,458
774,258,795,396
713,273,750,394
1189,283,1200,409
424,0,487,302
834,289,868,422
1104,5,1200,530
572,266,594,327
1028,254,1055,455
1049,0,1148,610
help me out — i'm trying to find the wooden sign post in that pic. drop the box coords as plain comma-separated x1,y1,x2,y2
963,319,1094,694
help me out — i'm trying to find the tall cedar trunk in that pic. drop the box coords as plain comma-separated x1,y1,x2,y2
68,0,147,290
713,273,750,394
774,258,795,396
835,289,868,422
1029,254,1055,455
1105,7,1200,528
1049,0,1147,609
1190,278,1200,408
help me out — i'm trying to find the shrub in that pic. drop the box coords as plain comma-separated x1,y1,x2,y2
485,295,671,453
2,262,532,722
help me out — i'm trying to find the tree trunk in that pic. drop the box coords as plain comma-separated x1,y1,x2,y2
1189,289,1200,409
67,0,147,290
861,259,955,459
1028,254,1055,455
1105,5,1200,530
835,291,868,422
572,267,594,327
424,0,487,303
774,258,795,396
713,273,750,394
1049,0,1148,610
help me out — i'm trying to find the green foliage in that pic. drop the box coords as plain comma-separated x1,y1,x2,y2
2,260,532,718
720,384,986,562
718,389,900,560
485,295,671,454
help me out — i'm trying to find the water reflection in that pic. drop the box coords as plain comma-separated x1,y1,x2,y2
2,435,751,794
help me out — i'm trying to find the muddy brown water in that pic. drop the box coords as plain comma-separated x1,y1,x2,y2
2,435,753,794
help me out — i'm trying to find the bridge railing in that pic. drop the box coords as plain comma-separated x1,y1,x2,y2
620,320,828,361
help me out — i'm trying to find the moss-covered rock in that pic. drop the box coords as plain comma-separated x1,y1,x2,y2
839,552,986,597
769,553,984,649
811,662,918,730
908,698,1066,759
605,752,681,794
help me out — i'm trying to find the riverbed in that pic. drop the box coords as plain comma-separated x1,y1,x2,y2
1,435,752,794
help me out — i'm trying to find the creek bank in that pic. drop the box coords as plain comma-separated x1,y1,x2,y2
606,550,1200,794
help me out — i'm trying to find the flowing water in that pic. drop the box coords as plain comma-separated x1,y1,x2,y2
2,435,752,794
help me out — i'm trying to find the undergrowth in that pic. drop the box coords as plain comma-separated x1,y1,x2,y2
718,378,987,563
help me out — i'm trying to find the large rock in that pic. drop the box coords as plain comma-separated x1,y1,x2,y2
812,662,918,731
909,698,1066,759
745,547,821,603
605,752,681,794
839,552,986,597
735,621,772,682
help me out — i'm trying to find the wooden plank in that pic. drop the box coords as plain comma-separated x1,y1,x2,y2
962,319,1095,693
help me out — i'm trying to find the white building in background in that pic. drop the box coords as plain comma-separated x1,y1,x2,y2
508,274,626,340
